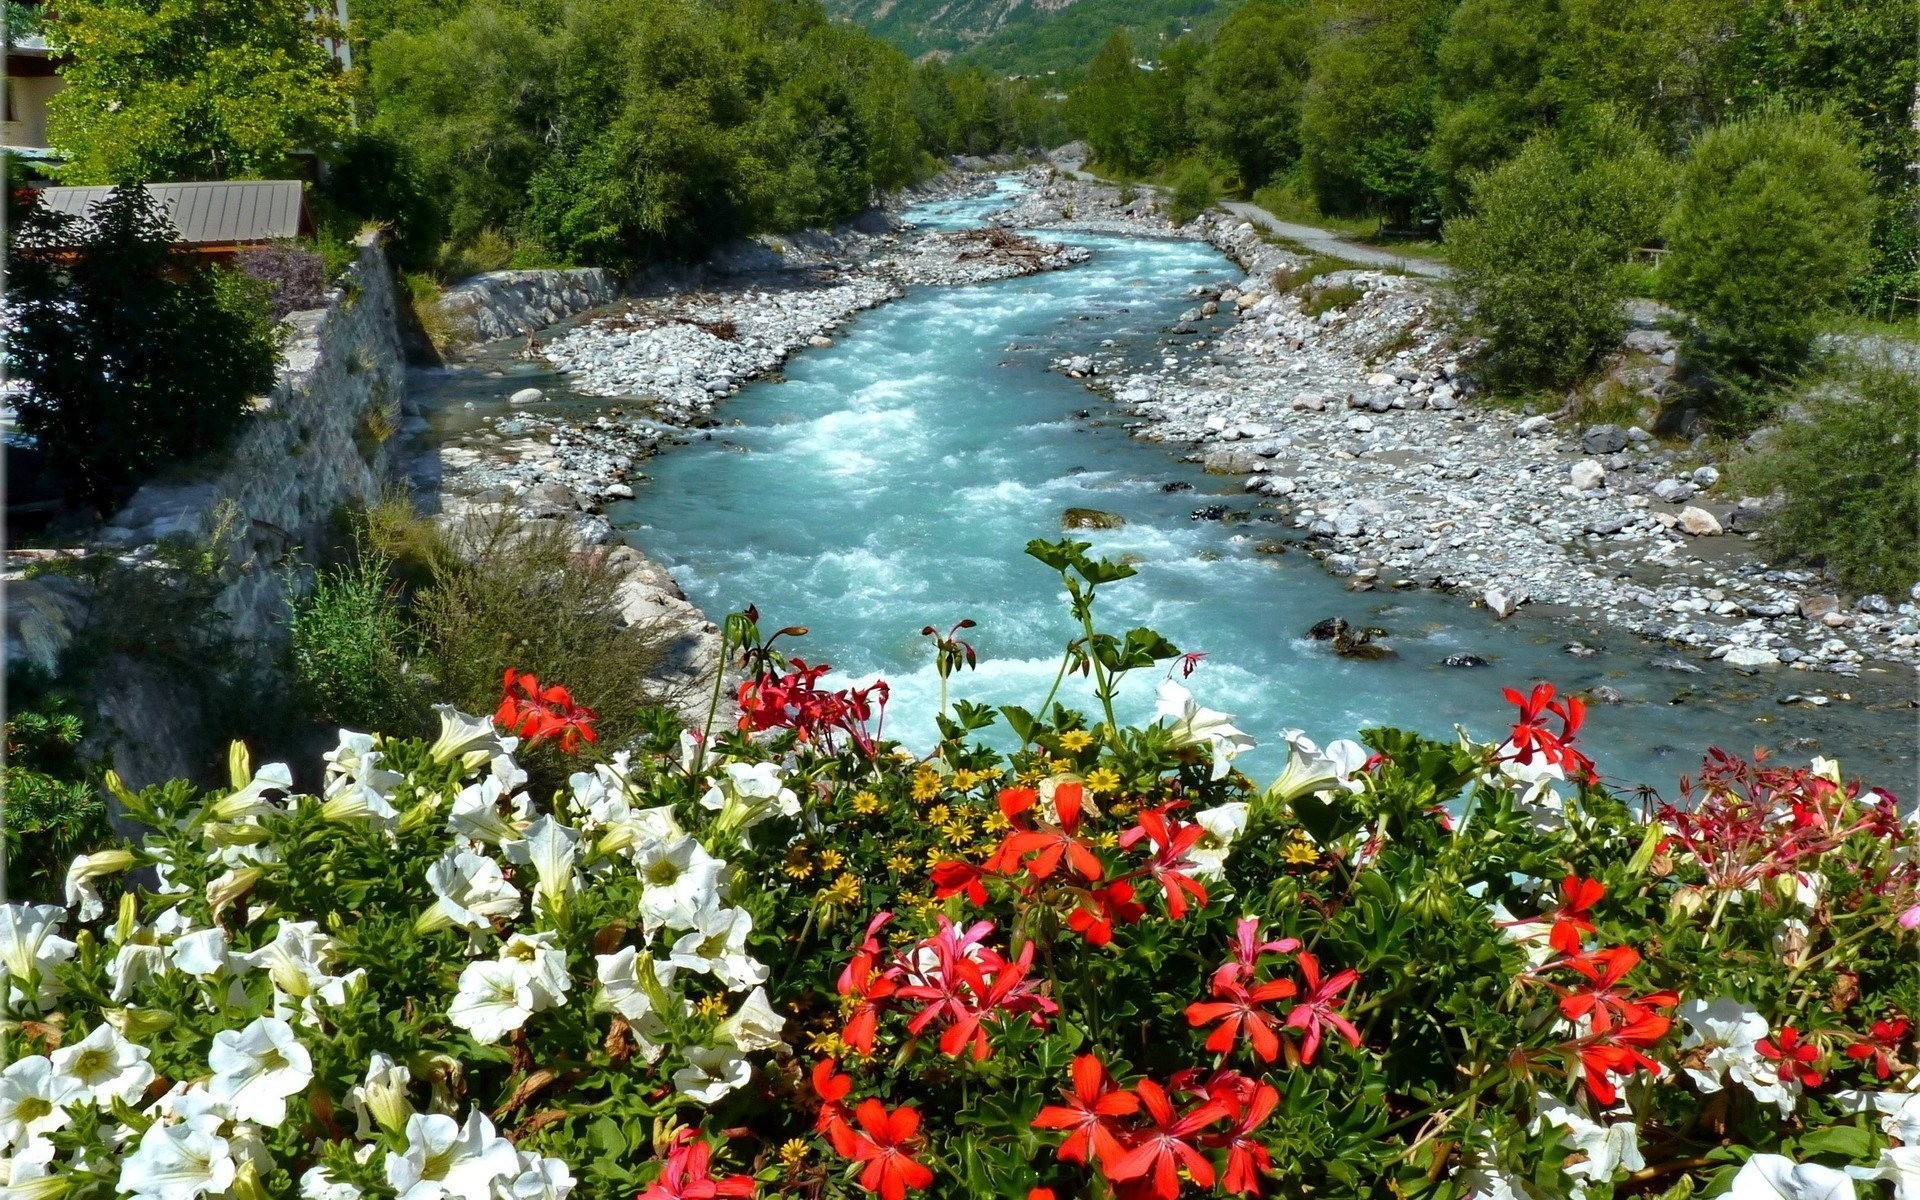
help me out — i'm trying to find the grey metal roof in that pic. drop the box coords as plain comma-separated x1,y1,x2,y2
33,180,307,245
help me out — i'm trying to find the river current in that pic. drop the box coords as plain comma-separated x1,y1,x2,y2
440,179,1917,795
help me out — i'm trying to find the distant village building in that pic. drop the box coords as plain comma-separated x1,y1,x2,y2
4,32,64,158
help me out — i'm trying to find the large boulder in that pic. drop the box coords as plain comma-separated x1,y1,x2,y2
1581,424,1628,455
1062,507,1126,530
1570,460,1607,491
1676,506,1722,536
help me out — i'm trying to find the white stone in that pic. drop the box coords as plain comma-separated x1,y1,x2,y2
1676,507,1722,536
1569,460,1606,490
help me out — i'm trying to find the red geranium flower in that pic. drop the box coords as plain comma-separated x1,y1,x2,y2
1121,807,1210,919
842,1099,936,1200
1567,1009,1670,1107
812,1059,860,1156
638,1129,755,1200
1555,946,1677,1027
496,668,598,754
1217,1082,1280,1197
1758,1026,1825,1088
1067,879,1146,946
1104,1080,1228,1200
1502,683,1594,781
1282,952,1362,1064
1845,1017,1911,1080
1547,875,1604,953
1032,1054,1140,1168
1187,972,1299,1063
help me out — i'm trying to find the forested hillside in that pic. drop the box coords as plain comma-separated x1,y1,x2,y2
825,0,1235,76
1059,0,1917,312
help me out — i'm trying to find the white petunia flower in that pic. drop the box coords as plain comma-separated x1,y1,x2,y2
594,948,680,1028
636,838,726,933
722,986,786,1052
117,1112,237,1200
50,1022,154,1107
668,905,766,991
300,1164,364,1200
505,1153,575,1200
1530,1093,1642,1185
1188,802,1249,881
0,1057,85,1150
428,705,509,768
1,1139,60,1200
417,851,523,936
207,1017,313,1127
1679,998,1771,1095
170,928,234,978
1729,1154,1855,1200
699,762,800,845
207,761,295,823
347,1052,414,1137
320,732,404,823
671,1045,751,1106
448,961,535,1045
0,904,78,1011
448,778,528,848
384,1111,520,1200
499,933,571,1012
63,849,136,921
1846,1147,1920,1200
502,817,581,918
1834,1085,1920,1144
245,921,340,999
1155,681,1255,781
1268,727,1367,801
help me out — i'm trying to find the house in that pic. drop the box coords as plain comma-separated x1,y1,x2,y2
4,32,64,159
27,180,313,258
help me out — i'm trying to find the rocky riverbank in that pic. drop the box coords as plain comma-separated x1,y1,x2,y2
1004,168,1919,681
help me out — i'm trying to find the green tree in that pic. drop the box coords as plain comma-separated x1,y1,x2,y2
1298,0,1448,226
3,185,281,512
1448,116,1671,392
1072,30,1153,175
1192,0,1318,192
1429,0,1568,201
46,0,355,182
1661,108,1876,429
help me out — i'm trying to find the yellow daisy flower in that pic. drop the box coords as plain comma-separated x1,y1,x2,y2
1058,730,1094,752
852,790,881,815
779,1140,810,1170
1085,767,1122,794
818,849,845,871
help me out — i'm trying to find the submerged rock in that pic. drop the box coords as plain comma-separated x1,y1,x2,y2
1062,507,1126,530
1442,653,1492,668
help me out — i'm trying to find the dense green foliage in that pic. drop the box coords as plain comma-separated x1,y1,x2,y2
290,550,432,736
3,185,281,512
1660,109,1877,429
0,686,110,904
1735,360,1920,597
44,0,355,182
1447,118,1671,391
1055,0,1915,307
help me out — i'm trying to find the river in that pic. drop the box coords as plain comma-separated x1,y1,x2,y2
422,180,1918,795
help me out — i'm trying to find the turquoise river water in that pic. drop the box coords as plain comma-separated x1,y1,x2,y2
439,180,1920,795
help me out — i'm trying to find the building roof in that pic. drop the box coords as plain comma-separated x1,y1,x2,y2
32,180,309,246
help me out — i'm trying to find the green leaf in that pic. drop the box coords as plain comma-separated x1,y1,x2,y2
1798,1124,1877,1161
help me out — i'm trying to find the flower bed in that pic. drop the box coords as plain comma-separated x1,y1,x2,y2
9,542,1917,1200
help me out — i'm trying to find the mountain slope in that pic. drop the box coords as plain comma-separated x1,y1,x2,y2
825,0,1233,73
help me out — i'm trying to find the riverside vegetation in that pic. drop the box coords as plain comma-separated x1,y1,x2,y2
8,542,1919,1200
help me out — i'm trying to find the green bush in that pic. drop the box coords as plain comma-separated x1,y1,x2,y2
1733,358,1919,597
1662,109,1876,430
290,550,433,736
1447,120,1671,392
414,513,678,756
1164,159,1221,225
4,185,282,513
0,686,112,903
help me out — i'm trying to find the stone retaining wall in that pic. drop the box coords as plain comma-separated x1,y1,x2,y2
5,232,410,787
435,268,620,346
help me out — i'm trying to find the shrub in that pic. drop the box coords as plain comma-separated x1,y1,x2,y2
1448,122,1671,392
290,549,433,737
1164,160,1221,226
3,184,282,513
11,539,1915,1200
413,513,677,761
236,242,332,320
1733,358,1920,597
0,686,111,903
1662,109,1877,430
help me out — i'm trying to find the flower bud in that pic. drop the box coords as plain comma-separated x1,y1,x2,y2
206,867,262,917
104,1006,177,1039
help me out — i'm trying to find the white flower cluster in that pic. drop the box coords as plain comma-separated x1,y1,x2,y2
13,707,799,1200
